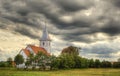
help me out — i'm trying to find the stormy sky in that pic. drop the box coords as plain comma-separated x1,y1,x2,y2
0,0,120,61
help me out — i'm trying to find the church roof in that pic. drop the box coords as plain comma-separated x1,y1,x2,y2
23,49,30,57
40,25,51,41
28,45,50,56
20,45,50,58
20,44,50,58
21,45,50,57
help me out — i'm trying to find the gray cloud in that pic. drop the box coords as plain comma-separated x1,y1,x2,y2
82,41,120,60
0,0,120,41
0,0,120,61
53,0,94,12
101,20,120,35
110,0,120,7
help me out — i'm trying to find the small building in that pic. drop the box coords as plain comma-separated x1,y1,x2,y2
17,25,51,68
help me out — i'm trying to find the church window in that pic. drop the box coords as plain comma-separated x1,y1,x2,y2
43,42,45,46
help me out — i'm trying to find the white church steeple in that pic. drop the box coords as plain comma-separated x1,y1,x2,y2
40,24,51,54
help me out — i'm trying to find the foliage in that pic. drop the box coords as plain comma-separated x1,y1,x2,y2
50,55,60,70
80,58,89,68
94,59,101,68
25,52,51,70
7,57,13,67
61,46,80,56
37,52,51,70
113,62,120,68
58,54,75,69
15,46,120,70
74,55,82,68
101,60,112,68
0,62,9,67
14,54,24,65
88,59,95,68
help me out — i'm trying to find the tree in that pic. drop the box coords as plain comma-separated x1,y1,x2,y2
81,58,89,68
94,59,101,68
59,54,75,69
88,59,95,68
61,46,80,56
113,62,120,68
101,60,111,68
50,55,60,70
34,52,50,70
14,54,24,65
74,56,82,68
28,53,35,65
7,57,13,67
0,61,8,67
60,46,83,69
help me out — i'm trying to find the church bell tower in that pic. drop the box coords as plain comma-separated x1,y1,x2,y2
40,25,51,54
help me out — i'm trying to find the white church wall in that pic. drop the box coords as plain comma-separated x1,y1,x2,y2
19,50,27,62
40,41,51,53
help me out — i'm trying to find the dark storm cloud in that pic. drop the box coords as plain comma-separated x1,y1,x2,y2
51,19,92,29
53,0,93,12
101,20,120,35
1,0,93,29
14,26,39,39
0,0,120,42
60,29,99,43
0,0,120,61
110,0,120,7
64,36,93,43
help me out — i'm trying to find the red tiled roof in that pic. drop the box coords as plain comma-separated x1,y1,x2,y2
23,49,31,57
28,45,50,56
20,45,50,57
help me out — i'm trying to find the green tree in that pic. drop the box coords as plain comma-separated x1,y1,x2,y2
101,60,111,68
112,62,120,68
14,54,24,65
0,62,8,67
50,55,60,70
88,59,95,68
81,58,89,68
59,54,75,69
7,57,13,67
74,56,82,68
36,52,50,70
94,59,101,68
61,46,80,56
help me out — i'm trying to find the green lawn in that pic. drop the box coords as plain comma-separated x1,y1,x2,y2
0,68,120,76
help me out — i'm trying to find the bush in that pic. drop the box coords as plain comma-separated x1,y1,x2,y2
58,54,75,69
0,62,9,67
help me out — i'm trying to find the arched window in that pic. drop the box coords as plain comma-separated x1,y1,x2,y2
43,42,45,46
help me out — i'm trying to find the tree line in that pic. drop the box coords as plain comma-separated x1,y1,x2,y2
0,57,14,67
0,46,120,70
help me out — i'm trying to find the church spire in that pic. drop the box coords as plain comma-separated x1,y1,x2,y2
40,23,51,41
40,20,51,53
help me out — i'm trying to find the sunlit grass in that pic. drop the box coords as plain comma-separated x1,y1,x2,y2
0,68,120,76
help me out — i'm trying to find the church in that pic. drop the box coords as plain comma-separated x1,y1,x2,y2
18,25,51,68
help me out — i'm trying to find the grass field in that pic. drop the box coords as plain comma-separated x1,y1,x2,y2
0,68,120,76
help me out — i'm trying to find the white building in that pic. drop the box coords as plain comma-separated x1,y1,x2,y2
17,25,51,68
